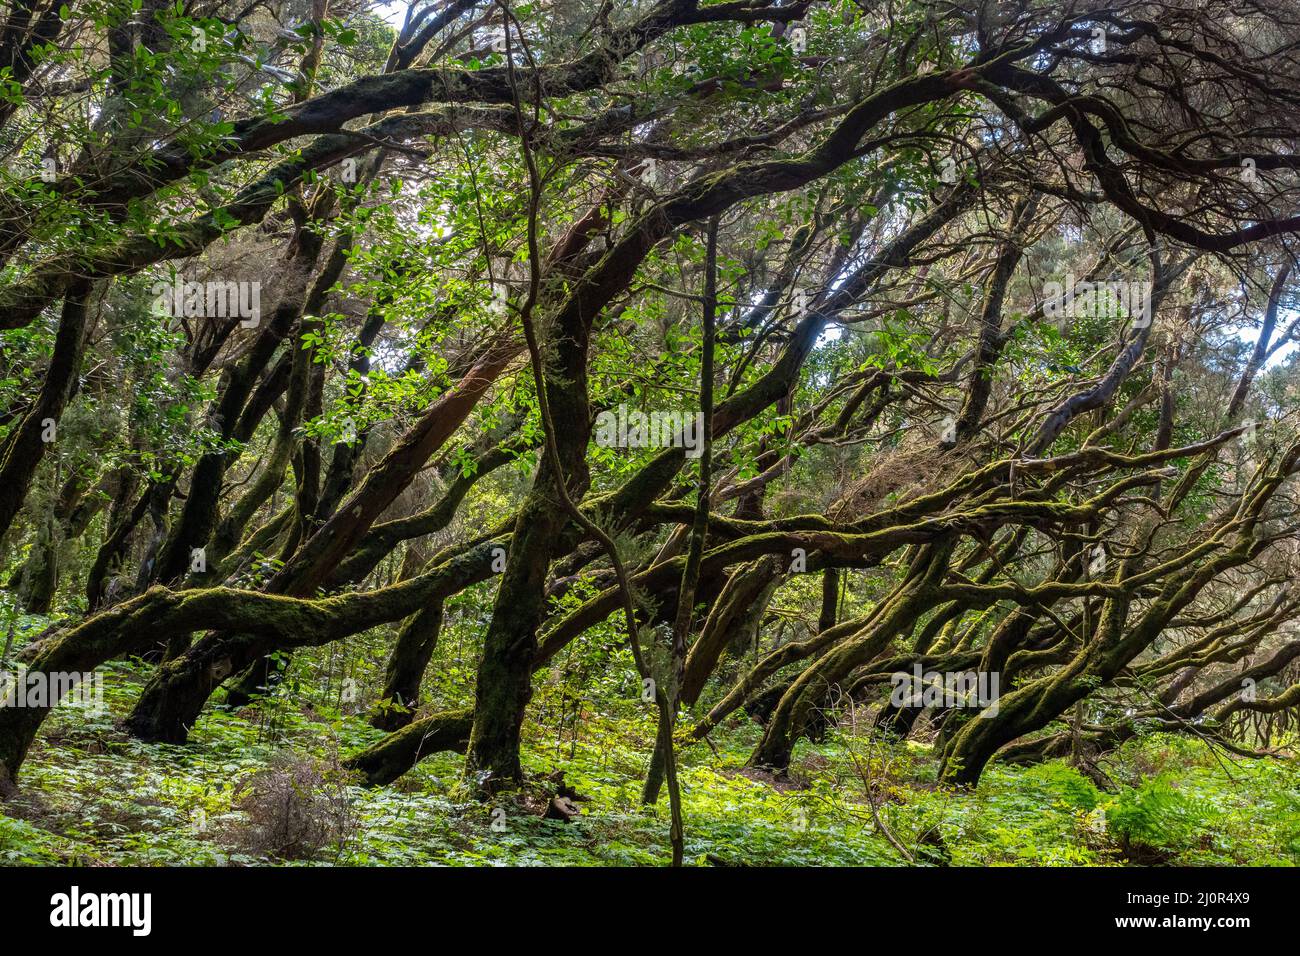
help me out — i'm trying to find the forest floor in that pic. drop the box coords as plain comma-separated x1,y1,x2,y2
2,652,1298,867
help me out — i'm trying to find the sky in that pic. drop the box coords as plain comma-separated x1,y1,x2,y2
373,1,411,29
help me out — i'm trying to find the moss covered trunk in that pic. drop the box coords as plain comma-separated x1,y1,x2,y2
371,600,444,731
749,543,952,771
464,486,568,791
345,708,472,786
0,285,90,543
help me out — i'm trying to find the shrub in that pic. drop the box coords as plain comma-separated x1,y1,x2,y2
1105,776,1205,859
227,753,359,861
1022,763,1101,811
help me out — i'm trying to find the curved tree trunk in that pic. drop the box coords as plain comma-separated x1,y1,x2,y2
371,600,444,731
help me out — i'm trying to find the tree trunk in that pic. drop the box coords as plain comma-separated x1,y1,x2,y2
371,600,444,731
0,285,91,542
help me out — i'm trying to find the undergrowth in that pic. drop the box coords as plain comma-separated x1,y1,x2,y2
2,657,1296,867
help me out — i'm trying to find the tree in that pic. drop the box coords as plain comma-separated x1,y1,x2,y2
3,0,1300,868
